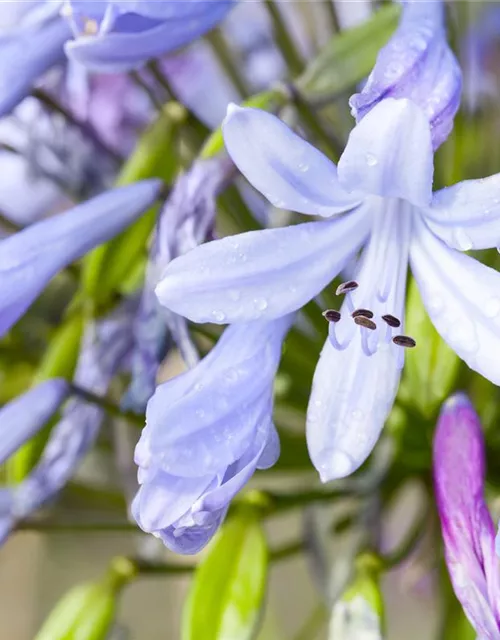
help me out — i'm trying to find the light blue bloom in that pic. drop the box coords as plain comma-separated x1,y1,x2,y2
0,379,69,466
0,178,161,337
62,0,235,72
0,302,134,542
132,315,291,554
156,4,500,482
123,157,233,413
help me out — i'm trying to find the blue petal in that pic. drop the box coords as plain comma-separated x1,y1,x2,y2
65,2,233,71
0,179,161,337
350,0,462,149
338,98,434,207
411,214,500,385
132,471,214,532
0,16,70,117
156,208,369,323
222,105,362,217
307,337,401,482
422,173,500,251
158,509,226,555
111,0,233,21
0,379,69,465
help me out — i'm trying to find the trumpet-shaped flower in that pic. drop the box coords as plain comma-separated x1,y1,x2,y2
434,394,500,639
0,178,161,337
156,2,500,482
63,0,235,72
132,315,291,554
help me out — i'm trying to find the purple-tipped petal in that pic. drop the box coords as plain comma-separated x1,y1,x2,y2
0,179,161,337
222,105,362,217
65,2,234,72
0,379,69,465
158,510,226,555
422,174,500,251
350,0,462,150
156,208,369,323
434,394,500,636
410,215,500,386
338,98,434,207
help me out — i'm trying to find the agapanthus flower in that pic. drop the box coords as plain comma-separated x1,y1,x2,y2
0,178,161,337
0,302,135,542
434,394,500,639
123,156,234,413
156,1,500,483
132,315,292,554
62,0,235,72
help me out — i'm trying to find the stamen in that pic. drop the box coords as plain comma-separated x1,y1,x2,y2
83,18,99,35
392,335,416,348
352,308,374,319
354,316,376,331
382,314,401,328
322,309,341,323
336,281,359,296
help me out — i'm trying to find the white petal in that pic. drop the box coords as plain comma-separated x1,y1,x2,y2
422,174,500,250
411,215,500,385
338,98,434,207
307,337,401,482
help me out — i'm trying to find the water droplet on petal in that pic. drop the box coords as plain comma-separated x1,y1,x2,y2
228,290,241,301
454,228,473,251
485,297,500,319
365,152,378,167
254,298,268,311
212,310,226,322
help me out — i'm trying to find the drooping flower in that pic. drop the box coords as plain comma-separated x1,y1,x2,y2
0,178,161,337
156,1,500,483
62,0,235,72
132,315,291,554
123,156,234,413
0,302,135,542
433,394,500,639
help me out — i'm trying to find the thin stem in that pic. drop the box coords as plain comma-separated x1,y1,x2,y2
293,604,328,640
147,61,176,97
206,30,249,97
69,383,144,427
379,503,429,569
18,519,137,532
32,89,124,165
129,71,163,112
265,0,304,76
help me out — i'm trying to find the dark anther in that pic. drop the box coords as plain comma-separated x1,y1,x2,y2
336,281,359,296
392,335,416,348
382,314,401,328
352,308,374,319
322,309,341,323
354,316,376,331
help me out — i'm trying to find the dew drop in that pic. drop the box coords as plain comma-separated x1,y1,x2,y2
485,297,500,319
228,290,241,301
365,152,378,167
212,310,226,322
254,298,268,311
454,228,473,251
297,161,309,173
195,409,205,418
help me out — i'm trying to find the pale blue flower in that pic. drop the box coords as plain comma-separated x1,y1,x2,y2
434,394,500,639
132,315,291,554
63,0,235,72
155,3,500,483
0,178,161,337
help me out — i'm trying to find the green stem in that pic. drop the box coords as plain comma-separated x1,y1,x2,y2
378,503,429,569
69,384,144,427
293,604,328,640
32,89,123,165
129,70,163,112
206,30,249,97
265,0,304,76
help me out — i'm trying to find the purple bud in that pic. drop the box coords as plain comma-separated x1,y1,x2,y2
434,394,500,637
0,179,161,337
350,0,462,150
0,379,69,465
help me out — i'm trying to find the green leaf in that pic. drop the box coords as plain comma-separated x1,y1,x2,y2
297,4,401,102
81,103,184,304
7,313,84,482
182,512,268,640
403,279,460,418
